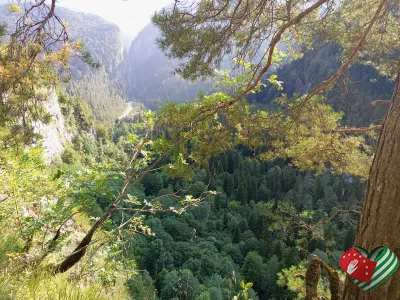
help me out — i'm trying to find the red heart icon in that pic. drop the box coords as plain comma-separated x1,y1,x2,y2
340,247,377,282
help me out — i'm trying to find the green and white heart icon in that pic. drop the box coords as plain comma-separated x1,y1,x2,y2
351,246,399,292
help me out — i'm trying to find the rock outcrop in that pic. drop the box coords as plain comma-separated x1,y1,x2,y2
32,90,73,162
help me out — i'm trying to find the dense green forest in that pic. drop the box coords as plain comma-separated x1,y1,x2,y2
67,73,127,123
49,107,364,299
0,99,363,299
123,149,363,300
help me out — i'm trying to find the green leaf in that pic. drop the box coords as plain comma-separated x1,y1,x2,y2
9,3,22,13
245,282,253,289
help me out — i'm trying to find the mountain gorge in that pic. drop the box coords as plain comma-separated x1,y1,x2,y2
0,4,127,123
0,4,394,121
0,5,214,115
3,3,391,125
117,23,215,109
1,1,399,300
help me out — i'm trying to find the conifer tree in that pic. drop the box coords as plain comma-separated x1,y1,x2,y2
153,1,400,298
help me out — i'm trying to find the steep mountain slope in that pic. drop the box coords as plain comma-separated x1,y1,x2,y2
58,8,124,78
249,44,394,127
0,4,127,123
116,23,215,108
33,90,74,162
67,72,127,123
0,5,123,76
55,7,127,122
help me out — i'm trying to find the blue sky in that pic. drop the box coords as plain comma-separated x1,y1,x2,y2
57,0,172,40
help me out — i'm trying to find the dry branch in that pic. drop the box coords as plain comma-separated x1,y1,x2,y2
335,125,382,134
371,100,391,106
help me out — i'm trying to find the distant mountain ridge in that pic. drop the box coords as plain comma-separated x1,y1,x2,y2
0,4,127,123
0,5,124,76
116,23,215,109
0,3,394,126
0,4,212,113
248,44,394,127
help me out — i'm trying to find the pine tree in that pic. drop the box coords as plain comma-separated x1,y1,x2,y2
247,176,258,202
223,173,234,197
237,182,248,205
314,177,325,202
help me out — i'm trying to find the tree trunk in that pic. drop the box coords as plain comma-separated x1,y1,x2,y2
53,204,117,274
342,73,400,299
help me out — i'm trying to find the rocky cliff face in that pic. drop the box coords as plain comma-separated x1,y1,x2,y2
0,4,127,123
32,91,73,162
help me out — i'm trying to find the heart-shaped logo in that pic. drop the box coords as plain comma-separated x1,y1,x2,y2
340,247,377,282
340,246,399,292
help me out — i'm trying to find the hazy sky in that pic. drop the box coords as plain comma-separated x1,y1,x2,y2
57,0,172,40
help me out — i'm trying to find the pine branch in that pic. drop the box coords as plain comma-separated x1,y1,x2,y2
193,0,387,126
322,209,361,226
334,125,382,134
286,0,388,115
193,0,331,124
371,100,391,106
226,0,331,107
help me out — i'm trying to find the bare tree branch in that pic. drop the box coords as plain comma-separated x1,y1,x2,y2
371,99,391,106
305,256,343,300
314,209,361,230
335,125,382,134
